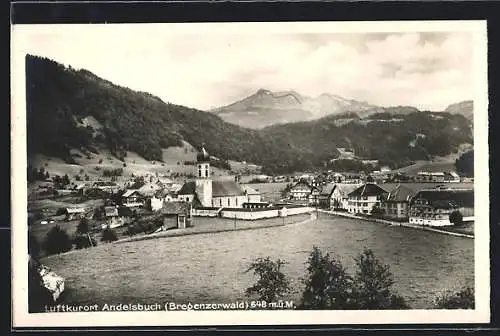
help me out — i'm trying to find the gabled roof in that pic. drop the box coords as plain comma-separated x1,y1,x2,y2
335,183,363,196
154,188,175,198
320,183,336,196
291,181,312,190
161,202,191,215
212,180,245,197
410,189,474,208
178,181,196,195
385,184,416,202
122,189,139,198
104,206,119,217
66,207,85,214
348,183,388,197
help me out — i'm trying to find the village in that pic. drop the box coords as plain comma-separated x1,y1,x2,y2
28,144,474,245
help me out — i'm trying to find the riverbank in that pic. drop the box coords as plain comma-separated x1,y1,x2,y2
317,209,474,239
114,212,316,244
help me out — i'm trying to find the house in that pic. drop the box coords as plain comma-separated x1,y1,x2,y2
137,182,163,198
289,181,313,201
318,183,336,209
409,188,474,226
415,171,446,183
444,171,461,183
103,205,126,228
150,188,178,211
92,181,120,194
333,183,364,210
161,202,192,230
380,184,416,220
121,189,144,208
63,207,86,221
347,183,388,214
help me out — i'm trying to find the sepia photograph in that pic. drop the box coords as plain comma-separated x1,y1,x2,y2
11,20,489,327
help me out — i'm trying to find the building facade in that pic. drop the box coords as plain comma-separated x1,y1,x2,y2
347,183,388,214
408,188,474,226
380,184,416,220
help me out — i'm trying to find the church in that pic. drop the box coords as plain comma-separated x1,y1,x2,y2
177,146,261,208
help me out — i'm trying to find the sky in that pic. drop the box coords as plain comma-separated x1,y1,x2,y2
15,23,476,111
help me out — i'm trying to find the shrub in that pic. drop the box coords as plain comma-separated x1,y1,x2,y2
43,225,72,255
76,218,90,234
435,286,474,309
28,232,40,258
300,246,353,309
449,210,463,225
101,227,118,242
245,257,291,303
73,234,97,249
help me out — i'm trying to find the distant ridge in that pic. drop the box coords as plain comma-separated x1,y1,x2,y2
211,88,379,128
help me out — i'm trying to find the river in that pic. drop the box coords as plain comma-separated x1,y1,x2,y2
43,212,474,309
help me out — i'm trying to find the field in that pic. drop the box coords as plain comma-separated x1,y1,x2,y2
40,214,473,309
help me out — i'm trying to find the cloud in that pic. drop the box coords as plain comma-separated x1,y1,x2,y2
17,25,474,111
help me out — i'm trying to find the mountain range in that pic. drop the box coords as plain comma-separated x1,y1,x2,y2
211,89,380,128
24,54,473,174
211,88,473,129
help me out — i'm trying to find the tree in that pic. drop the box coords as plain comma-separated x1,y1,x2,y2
449,210,463,225
435,286,474,309
351,248,409,309
300,246,353,309
76,218,90,234
28,256,54,312
43,225,72,255
245,257,291,304
101,227,118,242
73,234,96,249
455,150,474,177
28,232,40,258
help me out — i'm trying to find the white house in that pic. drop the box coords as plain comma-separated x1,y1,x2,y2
289,181,313,201
346,183,388,214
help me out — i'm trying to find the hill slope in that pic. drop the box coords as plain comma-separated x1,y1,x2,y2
445,100,474,120
211,89,379,128
26,55,316,173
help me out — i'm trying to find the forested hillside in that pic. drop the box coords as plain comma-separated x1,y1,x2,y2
26,55,473,174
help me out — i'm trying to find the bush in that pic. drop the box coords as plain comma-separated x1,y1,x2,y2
76,218,90,234
449,210,463,225
28,232,40,258
43,225,72,255
300,246,353,309
101,227,118,242
73,234,97,249
245,257,291,303
435,286,474,309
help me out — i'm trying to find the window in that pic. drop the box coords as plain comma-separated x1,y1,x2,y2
205,168,208,177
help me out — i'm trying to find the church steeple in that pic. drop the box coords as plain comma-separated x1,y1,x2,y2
196,144,210,179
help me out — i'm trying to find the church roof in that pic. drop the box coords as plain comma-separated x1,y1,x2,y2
212,180,246,197
178,181,196,195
